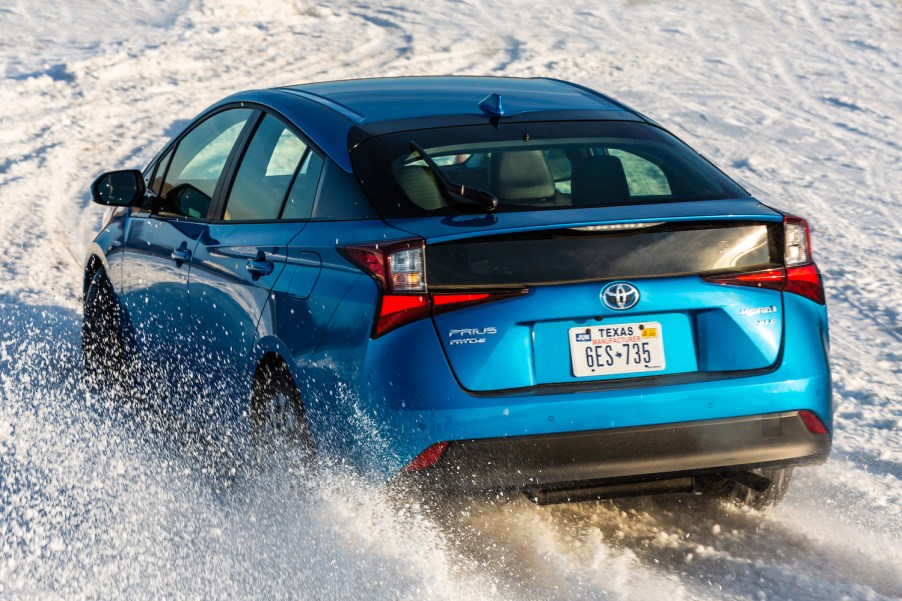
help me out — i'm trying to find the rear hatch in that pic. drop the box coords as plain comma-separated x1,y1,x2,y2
390,205,786,392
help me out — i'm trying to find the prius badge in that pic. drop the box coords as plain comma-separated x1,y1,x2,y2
601,282,640,310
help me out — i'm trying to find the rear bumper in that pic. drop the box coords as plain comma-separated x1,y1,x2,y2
304,290,831,483
398,411,830,492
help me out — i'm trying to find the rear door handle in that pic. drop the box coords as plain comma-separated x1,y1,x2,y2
171,247,192,264
246,250,274,277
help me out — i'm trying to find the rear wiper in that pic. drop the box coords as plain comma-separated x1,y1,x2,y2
409,141,498,212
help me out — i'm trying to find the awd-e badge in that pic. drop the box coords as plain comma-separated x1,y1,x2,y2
448,327,497,345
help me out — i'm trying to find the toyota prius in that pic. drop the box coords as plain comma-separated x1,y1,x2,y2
83,76,832,507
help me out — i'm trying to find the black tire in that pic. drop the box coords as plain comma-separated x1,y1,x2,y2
706,467,794,510
82,270,126,391
249,361,314,472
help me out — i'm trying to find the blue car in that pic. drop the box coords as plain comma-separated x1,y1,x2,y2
84,76,831,507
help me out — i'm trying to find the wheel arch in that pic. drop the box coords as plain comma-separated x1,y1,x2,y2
247,336,303,398
83,246,112,296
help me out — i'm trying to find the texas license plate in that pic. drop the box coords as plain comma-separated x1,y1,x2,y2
568,322,666,377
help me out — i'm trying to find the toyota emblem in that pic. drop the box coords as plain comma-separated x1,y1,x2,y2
600,282,640,310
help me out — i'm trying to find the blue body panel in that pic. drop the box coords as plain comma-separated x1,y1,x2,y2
328,290,831,480
289,76,625,123
187,221,306,422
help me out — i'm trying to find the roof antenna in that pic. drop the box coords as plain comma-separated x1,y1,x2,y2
479,93,505,117
479,93,505,128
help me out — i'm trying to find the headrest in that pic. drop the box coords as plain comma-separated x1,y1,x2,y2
570,154,631,206
491,151,556,202
397,165,444,210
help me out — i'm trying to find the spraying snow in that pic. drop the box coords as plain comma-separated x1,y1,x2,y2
0,0,899,598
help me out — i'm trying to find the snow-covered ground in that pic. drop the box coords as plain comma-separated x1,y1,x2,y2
0,0,900,598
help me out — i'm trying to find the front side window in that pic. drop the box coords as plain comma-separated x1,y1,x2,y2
158,108,253,218
224,115,308,221
150,148,173,196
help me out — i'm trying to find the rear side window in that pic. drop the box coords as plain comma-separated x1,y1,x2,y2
224,115,307,221
160,108,253,218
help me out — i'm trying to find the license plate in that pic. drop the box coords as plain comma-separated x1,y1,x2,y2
568,322,666,377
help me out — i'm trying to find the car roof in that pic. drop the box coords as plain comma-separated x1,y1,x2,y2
215,76,649,172
280,76,635,123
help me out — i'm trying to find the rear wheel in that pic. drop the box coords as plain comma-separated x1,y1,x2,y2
705,467,794,510
82,270,125,391
249,361,314,472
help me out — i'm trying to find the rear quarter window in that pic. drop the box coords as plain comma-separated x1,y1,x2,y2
310,160,379,221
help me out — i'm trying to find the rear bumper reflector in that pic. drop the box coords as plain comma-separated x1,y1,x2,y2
402,441,450,471
798,409,828,434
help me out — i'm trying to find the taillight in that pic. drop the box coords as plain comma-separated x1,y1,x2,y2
703,215,825,304
784,264,825,305
701,268,784,292
388,246,425,292
783,216,812,267
341,240,424,293
377,294,430,338
342,239,526,337
432,290,526,315
342,240,428,337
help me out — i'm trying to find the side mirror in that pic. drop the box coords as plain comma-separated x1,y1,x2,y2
90,169,146,207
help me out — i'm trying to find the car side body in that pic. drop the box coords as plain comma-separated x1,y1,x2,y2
84,76,832,505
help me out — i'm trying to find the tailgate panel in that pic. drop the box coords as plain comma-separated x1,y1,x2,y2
427,217,786,393
432,277,784,393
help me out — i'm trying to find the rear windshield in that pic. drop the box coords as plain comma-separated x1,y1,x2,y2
351,121,749,218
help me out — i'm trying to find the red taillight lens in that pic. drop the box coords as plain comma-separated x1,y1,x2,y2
432,292,490,307
798,410,828,434
785,264,825,305
376,294,430,337
431,290,527,315
402,441,449,471
702,216,825,305
343,246,386,286
702,268,785,292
